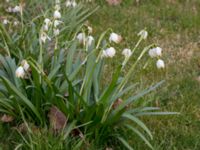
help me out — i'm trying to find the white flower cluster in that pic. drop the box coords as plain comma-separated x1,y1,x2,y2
15,60,30,78
66,0,77,7
2,18,19,27
40,0,63,43
6,5,22,13
102,32,132,59
148,47,165,69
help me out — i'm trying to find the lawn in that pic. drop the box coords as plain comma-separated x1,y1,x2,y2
0,0,200,149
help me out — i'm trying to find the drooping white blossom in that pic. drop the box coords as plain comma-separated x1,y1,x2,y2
21,60,30,71
66,0,77,7
15,66,25,78
156,59,165,69
55,4,61,11
54,20,62,28
87,36,94,46
43,24,49,31
3,19,9,25
88,26,93,34
44,18,51,25
77,33,85,44
12,5,21,13
71,1,77,7
105,47,116,58
54,28,60,36
122,48,132,58
101,50,108,58
138,29,148,40
66,1,71,7
40,32,51,43
54,10,61,19
13,21,19,26
155,47,162,56
109,32,122,44
6,7,12,13
149,47,162,58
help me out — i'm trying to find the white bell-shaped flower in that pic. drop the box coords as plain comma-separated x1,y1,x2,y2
15,66,25,78
72,1,77,7
155,47,162,56
44,18,51,25
77,33,85,44
3,19,9,25
21,60,30,71
54,29,60,36
87,36,94,46
138,30,148,40
105,47,116,58
66,1,72,7
54,10,61,19
156,59,165,69
109,33,122,44
12,5,21,13
54,20,62,28
149,47,162,58
122,48,132,58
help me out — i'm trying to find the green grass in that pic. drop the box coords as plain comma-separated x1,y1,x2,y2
0,0,200,149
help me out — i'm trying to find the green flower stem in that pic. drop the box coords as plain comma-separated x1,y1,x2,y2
95,28,112,49
122,36,143,68
39,40,43,69
118,44,154,92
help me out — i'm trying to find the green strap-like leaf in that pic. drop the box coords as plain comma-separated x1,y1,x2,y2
135,111,180,117
122,113,153,140
1,76,42,123
125,124,154,149
114,80,165,114
117,137,134,150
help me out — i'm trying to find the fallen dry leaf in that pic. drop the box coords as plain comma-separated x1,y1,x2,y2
48,106,67,131
1,114,14,123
